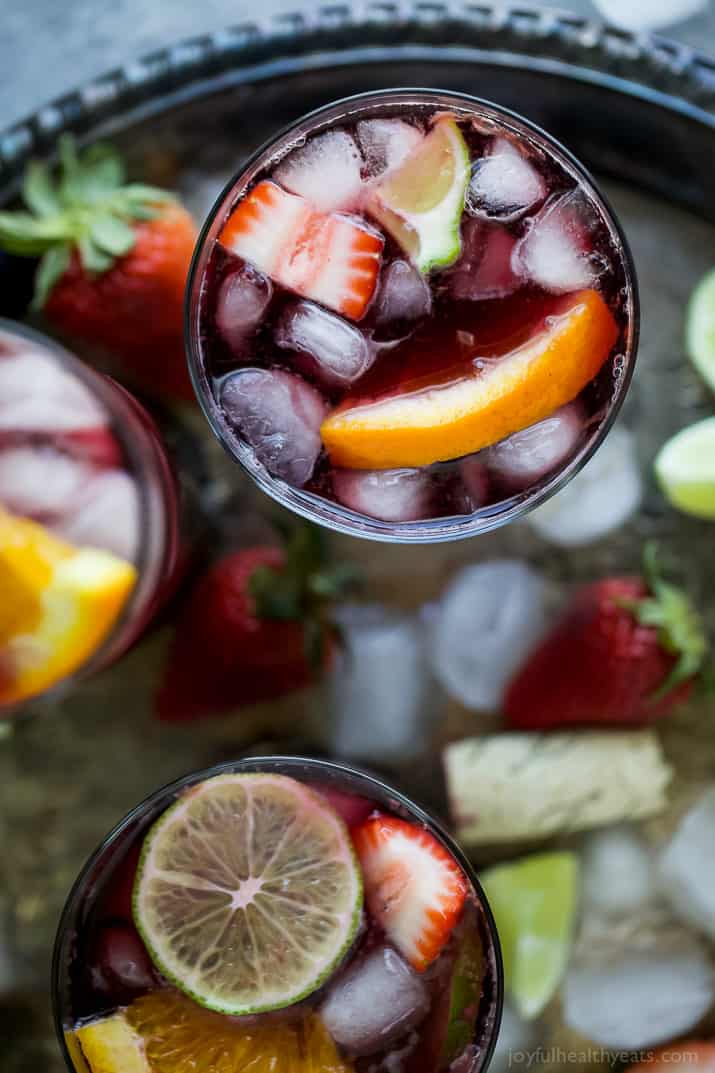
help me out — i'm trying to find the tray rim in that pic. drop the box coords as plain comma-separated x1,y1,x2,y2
1,0,714,195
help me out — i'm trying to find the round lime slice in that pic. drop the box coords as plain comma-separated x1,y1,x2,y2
368,116,470,273
686,267,715,392
133,773,362,1015
655,416,715,520
481,852,579,1020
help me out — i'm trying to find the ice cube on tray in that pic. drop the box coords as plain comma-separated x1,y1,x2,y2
527,425,642,546
658,788,715,940
582,824,656,917
429,560,547,711
328,604,432,761
563,936,714,1049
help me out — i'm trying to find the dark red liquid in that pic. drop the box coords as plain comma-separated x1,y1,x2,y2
62,779,499,1073
197,102,632,526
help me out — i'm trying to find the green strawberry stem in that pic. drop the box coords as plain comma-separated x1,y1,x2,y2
0,134,174,307
622,543,708,700
248,523,362,671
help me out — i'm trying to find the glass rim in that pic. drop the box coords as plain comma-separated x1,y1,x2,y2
52,753,504,1072
185,86,640,544
0,317,177,716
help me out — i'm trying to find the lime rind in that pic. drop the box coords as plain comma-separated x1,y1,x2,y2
370,117,470,274
655,416,715,520
686,267,715,393
481,851,579,1020
132,773,363,1016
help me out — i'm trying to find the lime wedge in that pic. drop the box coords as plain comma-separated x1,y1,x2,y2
655,416,715,520
368,116,469,273
133,773,362,1015
481,852,579,1020
686,267,715,392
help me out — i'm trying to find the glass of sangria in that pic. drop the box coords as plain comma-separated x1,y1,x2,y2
0,320,189,715
186,88,638,542
53,755,503,1073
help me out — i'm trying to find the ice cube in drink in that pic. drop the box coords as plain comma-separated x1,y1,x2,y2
188,90,637,540
0,322,186,713
53,758,502,1073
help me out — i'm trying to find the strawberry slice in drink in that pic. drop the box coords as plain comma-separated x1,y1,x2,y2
220,180,383,321
353,814,467,972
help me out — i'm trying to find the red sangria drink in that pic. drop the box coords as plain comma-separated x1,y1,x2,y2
187,89,638,542
0,321,186,714
53,757,502,1073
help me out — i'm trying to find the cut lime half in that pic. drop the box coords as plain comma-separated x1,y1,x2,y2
686,267,715,392
368,116,470,273
133,773,362,1015
655,416,715,520
481,851,579,1020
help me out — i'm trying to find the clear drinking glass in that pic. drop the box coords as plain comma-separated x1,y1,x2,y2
53,755,504,1073
0,319,191,716
186,88,638,543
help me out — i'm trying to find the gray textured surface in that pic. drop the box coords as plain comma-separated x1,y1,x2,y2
1,0,714,129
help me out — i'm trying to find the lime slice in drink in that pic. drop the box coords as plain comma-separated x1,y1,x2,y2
368,116,470,273
686,267,715,392
481,852,579,1020
655,416,715,520
133,773,362,1015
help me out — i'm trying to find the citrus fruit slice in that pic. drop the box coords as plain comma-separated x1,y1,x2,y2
655,416,715,520
686,267,715,392
74,1013,149,1073
322,288,617,469
367,116,469,273
0,513,136,705
133,773,362,1015
480,851,579,1020
72,991,354,1073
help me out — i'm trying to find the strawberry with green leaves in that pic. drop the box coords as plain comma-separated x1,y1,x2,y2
0,136,197,400
504,545,709,730
156,525,358,722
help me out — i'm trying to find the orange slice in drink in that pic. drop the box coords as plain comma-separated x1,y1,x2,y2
321,288,618,469
0,510,136,706
71,990,353,1073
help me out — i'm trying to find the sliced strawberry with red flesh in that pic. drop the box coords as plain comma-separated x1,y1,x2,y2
56,427,123,469
219,180,383,320
353,814,468,972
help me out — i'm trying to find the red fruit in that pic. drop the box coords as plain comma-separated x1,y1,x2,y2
0,138,197,401
156,527,355,723
353,814,467,972
220,180,383,320
504,549,707,730
56,427,123,469
627,1044,715,1072
46,203,196,401
89,923,156,997
317,787,374,829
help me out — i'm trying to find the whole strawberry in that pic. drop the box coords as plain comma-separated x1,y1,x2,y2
504,545,708,730
156,525,357,722
0,136,196,400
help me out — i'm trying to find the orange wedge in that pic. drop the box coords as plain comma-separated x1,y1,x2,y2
0,510,136,706
321,288,618,469
71,990,353,1073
